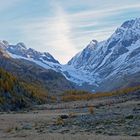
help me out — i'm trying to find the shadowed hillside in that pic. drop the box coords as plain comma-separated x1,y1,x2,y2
0,68,48,111
0,48,74,95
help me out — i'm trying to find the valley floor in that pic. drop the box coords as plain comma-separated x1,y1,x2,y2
0,91,140,140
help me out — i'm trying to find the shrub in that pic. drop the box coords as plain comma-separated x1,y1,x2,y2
56,117,64,125
0,68,48,110
89,106,94,114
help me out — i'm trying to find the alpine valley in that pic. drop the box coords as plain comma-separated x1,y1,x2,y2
0,18,140,93
1,14,140,140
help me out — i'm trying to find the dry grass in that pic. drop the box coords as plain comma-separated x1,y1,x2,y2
68,112,76,118
61,86,140,102
5,127,14,133
4,126,19,133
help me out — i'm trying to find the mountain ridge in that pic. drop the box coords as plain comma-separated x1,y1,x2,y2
67,18,140,91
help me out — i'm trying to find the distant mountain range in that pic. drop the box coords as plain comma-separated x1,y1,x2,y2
0,18,140,92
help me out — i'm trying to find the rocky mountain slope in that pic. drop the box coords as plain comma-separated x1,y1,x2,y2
67,18,140,91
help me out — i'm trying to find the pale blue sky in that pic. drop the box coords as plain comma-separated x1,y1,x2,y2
0,0,140,63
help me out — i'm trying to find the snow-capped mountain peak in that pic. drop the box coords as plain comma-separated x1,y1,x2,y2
110,18,140,43
88,40,98,47
0,40,61,71
67,39,98,68
66,18,140,91
16,42,27,49
8,42,59,64
0,40,9,49
121,18,140,29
